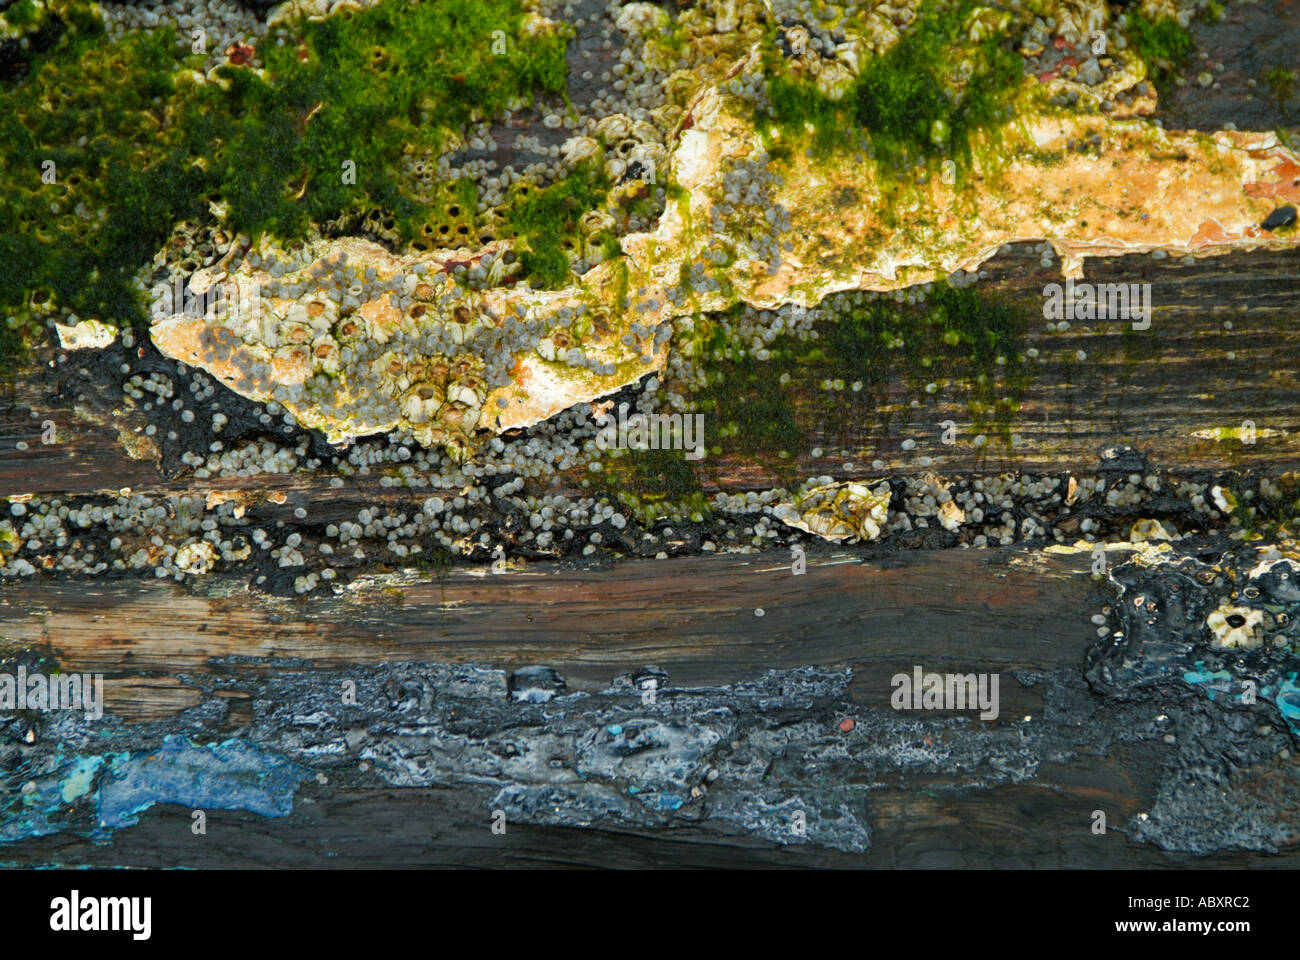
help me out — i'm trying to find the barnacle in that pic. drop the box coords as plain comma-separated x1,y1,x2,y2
27,0,1283,473
562,136,603,167
1130,518,1174,543
401,381,446,423
175,539,217,575
310,334,341,373
1205,604,1265,649
0,522,19,560
776,481,892,542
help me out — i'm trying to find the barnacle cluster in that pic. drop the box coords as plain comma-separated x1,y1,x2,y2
2,0,1298,583
133,0,1299,465
153,233,672,457
1086,542,1300,746
1106,542,1300,651
775,480,893,542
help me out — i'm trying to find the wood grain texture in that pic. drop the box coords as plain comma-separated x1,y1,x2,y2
2,548,1095,705
2,545,1298,868
2,247,1298,502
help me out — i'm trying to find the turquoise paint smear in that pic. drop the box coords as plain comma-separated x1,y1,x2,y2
0,736,309,843
1183,661,1299,726
1182,663,1233,701
59,756,105,804
1277,676,1300,737
1182,665,1233,685
96,735,311,830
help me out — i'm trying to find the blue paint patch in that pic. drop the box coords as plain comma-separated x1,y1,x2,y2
606,724,622,736
1276,677,1300,736
1182,667,1232,685
1182,662,1234,702
0,737,309,843
1183,661,1297,720
96,736,311,830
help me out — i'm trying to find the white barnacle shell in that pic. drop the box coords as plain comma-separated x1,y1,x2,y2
604,156,628,181
175,539,216,575
448,383,482,409
562,135,603,167
363,314,394,345
1129,518,1173,543
273,342,312,367
628,141,668,171
311,334,340,374
777,480,891,542
1205,605,1264,649
405,379,448,423
786,25,810,56
594,114,634,143
615,2,669,36
579,209,618,237
278,319,313,346
815,61,857,100
485,255,513,285
629,120,661,146
257,312,280,346
834,37,863,75
371,353,410,392
964,6,1012,43
520,11,558,36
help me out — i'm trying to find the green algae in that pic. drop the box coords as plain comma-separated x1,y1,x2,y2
1126,12,1193,91
3,0,47,30
1252,476,1300,540
852,4,1021,171
504,159,612,288
661,284,1033,474
1264,68,1297,119
197,0,570,240
761,0,1023,175
611,444,708,508
817,285,1031,441
695,350,802,467
1,16,201,359
0,0,579,369
0,320,27,384
595,438,714,526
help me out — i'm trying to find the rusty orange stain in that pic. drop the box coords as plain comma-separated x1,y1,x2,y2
1244,159,1300,202
1189,219,1234,247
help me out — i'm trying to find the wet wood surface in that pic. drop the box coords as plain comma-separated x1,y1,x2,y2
2,0,1299,872
2,250,1298,867
3,547,1087,716
2,247,1299,504
1,547,1299,867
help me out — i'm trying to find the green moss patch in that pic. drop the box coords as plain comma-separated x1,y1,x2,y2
812,285,1031,443
197,0,571,241
1127,12,1193,91
663,284,1033,472
1,19,201,358
0,0,578,369
503,159,612,288
1264,67,1297,119
762,0,1023,173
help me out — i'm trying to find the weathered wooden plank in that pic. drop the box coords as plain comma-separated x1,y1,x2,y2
2,773,1297,869
1,248,1297,502
1,547,1098,704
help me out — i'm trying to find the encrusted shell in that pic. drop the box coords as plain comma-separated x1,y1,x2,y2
776,481,891,542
